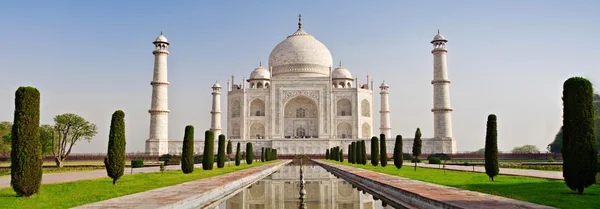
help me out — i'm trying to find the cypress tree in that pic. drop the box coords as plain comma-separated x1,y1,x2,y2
339,149,344,162
274,149,277,160
485,114,499,181
246,143,254,164
348,143,353,164
353,142,359,164
235,142,241,166
266,148,271,161
181,125,194,174
217,134,226,168
562,77,597,194
412,128,422,171
326,149,330,159
371,136,379,166
332,147,337,161
380,134,388,167
361,140,367,165
393,135,404,169
202,130,214,170
11,87,42,196
227,140,232,165
261,147,265,162
105,110,126,185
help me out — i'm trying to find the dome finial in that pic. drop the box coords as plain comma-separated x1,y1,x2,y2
161,30,163,35
339,60,342,67
298,14,302,29
259,61,262,67
437,29,439,34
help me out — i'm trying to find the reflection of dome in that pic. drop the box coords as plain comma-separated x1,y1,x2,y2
268,23,332,78
332,63,352,79
249,65,271,80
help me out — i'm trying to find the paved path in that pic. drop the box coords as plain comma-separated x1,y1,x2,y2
415,163,563,180
0,164,208,188
318,161,555,209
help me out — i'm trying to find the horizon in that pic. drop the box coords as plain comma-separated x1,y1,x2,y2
0,0,598,154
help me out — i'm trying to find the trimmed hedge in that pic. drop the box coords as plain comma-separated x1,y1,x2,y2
428,153,451,161
428,157,441,164
11,86,42,197
131,160,144,168
181,125,194,174
202,130,214,170
105,110,126,185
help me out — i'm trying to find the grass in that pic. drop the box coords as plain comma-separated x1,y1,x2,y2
0,167,103,177
0,160,276,209
325,160,600,209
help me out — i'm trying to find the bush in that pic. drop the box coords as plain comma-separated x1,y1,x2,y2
193,155,202,164
428,153,451,161
428,157,441,164
202,130,214,170
105,110,126,185
181,125,194,174
131,160,144,168
411,158,421,163
403,153,413,161
10,87,42,197
246,143,254,164
217,134,226,168
164,158,180,165
563,77,598,194
485,114,499,181
159,154,175,162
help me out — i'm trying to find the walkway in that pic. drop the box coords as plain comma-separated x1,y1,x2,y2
0,164,207,188
415,163,563,180
317,160,555,209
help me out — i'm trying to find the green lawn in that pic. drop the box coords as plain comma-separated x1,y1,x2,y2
0,161,276,209
324,160,599,209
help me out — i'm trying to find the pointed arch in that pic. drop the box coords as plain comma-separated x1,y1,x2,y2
361,99,370,117
337,98,352,116
250,99,265,116
361,122,371,138
337,122,352,139
231,100,241,118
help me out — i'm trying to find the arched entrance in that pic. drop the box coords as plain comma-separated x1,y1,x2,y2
284,96,318,138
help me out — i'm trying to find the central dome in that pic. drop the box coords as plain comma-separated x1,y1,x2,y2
268,26,333,78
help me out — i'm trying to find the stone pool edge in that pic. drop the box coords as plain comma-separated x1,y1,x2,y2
74,160,290,209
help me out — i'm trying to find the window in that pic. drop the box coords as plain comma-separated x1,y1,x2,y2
296,108,306,118
296,127,306,137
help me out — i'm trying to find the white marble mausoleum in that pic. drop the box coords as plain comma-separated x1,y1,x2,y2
145,16,457,155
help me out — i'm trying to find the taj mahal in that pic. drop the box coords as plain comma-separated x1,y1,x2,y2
145,16,456,155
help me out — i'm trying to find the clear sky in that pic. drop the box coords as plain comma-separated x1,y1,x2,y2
0,0,598,153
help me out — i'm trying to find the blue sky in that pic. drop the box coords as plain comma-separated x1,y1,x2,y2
0,0,598,153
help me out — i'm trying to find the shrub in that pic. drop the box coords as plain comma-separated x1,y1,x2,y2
563,77,598,194
217,134,226,168
393,135,403,169
202,130,214,170
10,87,42,197
181,125,194,173
485,114,499,181
411,158,421,163
131,160,144,168
164,158,181,165
403,153,413,161
380,134,387,167
246,143,254,164
371,136,379,166
428,157,441,164
428,153,451,161
235,142,241,166
159,154,174,162
325,149,330,160
105,110,126,185
193,155,202,164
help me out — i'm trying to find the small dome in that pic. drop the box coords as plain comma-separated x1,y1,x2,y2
380,81,389,88
431,31,447,43
154,33,169,44
212,82,221,88
332,63,353,79
250,65,271,80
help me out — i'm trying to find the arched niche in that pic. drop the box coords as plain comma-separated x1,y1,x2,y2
250,123,265,139
250,99,265,116
231,100,241,118
361,99,370,117
337,122,352,139
337,98,352,116
361,122,371,138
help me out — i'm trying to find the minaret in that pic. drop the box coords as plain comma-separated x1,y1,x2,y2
431,30,456,153
379,81,391,137
211,81,222,136
146,32,170,155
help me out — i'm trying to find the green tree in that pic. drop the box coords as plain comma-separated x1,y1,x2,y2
371,136,379,166
227,140,232,165
325,149,330,160
361,140,367,165
235,142,241,166
39,124,54,155
339,148,344,162
181,125,194,174
485,114,499,181
562,77,597,194
11,87,42,197
246,143,254,164
202,130,214,170
261,147,265,162
52,113,98,167
348,143,353,164
393,135,403,169
380,134,387,167
0,122,52,155
0,121,12,155
511,145,540,154
412,128,422,171
105,110,126,185
217,134,226,168
472,148,486,154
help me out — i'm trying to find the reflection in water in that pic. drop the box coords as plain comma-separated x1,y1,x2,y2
217,163,393,209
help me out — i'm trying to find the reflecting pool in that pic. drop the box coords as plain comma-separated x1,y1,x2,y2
215,162,393,209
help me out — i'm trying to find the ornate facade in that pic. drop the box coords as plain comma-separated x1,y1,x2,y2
145,16,457,155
